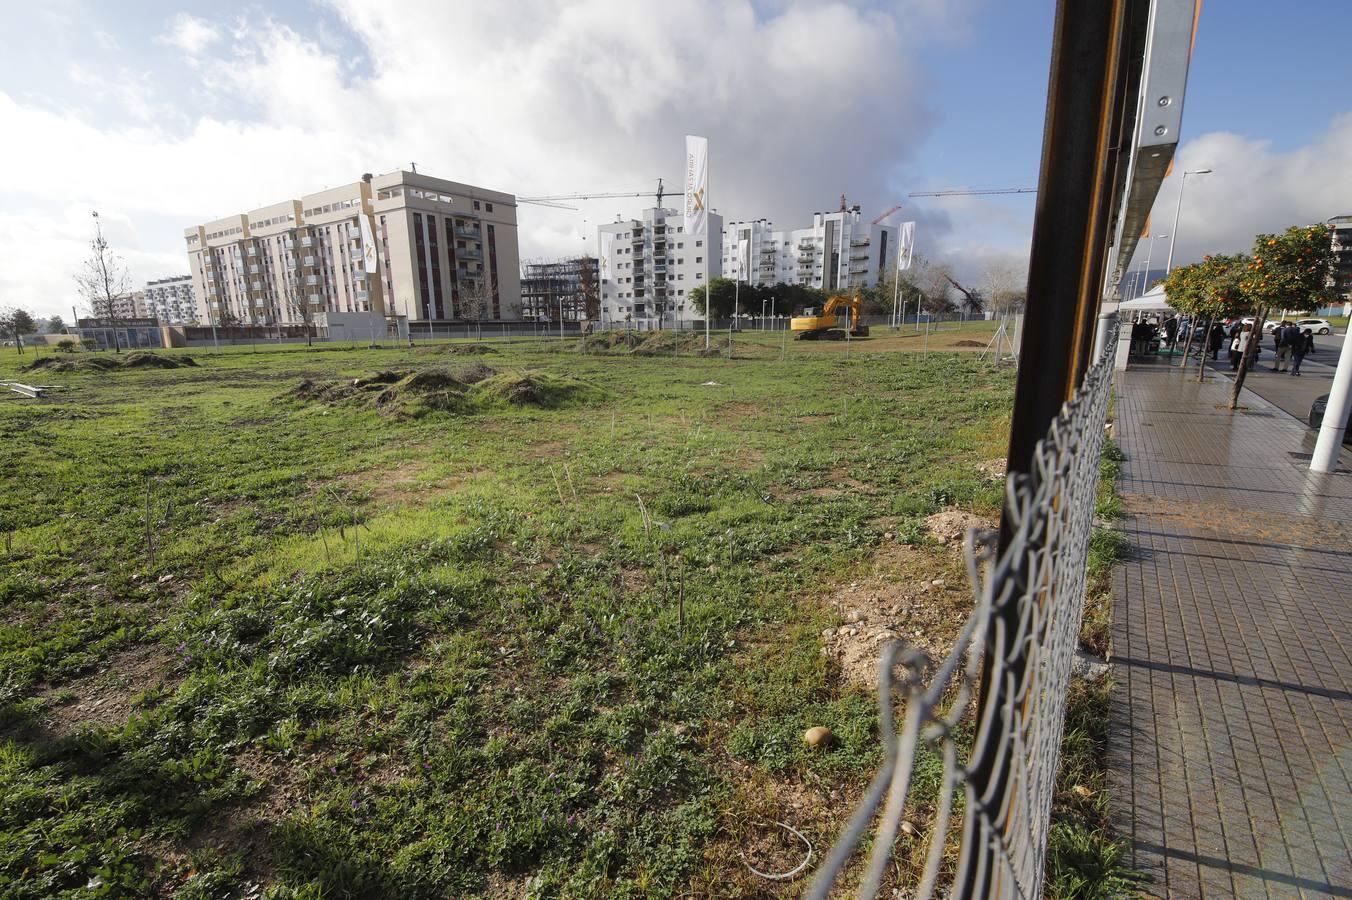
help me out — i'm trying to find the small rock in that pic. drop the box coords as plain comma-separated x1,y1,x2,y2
900,821,917,837
931,579,945,587
846,609,864,624
821,627,835,638
157,574,174,584
804,726,833,748
884,531,895,541
1073,784,1093,799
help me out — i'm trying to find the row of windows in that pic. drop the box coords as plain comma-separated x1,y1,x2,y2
250,213,297,229
377,187,496,213
303,198,361,217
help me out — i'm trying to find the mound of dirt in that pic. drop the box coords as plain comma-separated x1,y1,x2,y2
954,340,986,348
440,344,499,356
581,331,728,357
372,368,469,414
469,370,601,408
924,509,997,545
121,351,198,369
20,352,196,373
455,362,499,385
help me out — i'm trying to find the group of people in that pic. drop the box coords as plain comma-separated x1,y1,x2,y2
1222,320,1316,374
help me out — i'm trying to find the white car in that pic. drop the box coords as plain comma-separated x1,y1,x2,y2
1264,317,1334,335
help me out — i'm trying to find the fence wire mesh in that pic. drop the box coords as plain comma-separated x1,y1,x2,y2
807,327,1118,899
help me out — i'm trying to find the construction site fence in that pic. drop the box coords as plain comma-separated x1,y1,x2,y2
806,325,1117,899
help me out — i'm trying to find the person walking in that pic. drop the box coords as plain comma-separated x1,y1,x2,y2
1209,322,1226,360
1230,324,1251,370
1290,328,1315,376
1273,322,1296,372
1164,316,1179,351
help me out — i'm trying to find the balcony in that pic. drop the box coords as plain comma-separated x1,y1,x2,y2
250,281,263,291
457,247,483,260
246,245,259,257
300,236,314,248
456,269,480,281
849,252,870,261
850,239,871,248
302,256,317,267
304,275,320,286
352,268,368,280
455,226,481,240
355,290,370,301
248,265,261,275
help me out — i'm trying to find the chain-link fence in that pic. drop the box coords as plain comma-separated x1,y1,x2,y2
806,326,1117,899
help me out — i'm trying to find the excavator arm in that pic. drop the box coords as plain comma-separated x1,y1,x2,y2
791,294,868,340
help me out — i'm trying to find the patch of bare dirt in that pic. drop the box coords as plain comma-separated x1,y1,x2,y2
526,439,569,459
336,462,484,505
820,542,975,688
923,509,997,546
619,567,650,596
37,643,181,739
978,458,1007,482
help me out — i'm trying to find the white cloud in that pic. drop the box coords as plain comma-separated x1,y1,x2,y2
157,14,220,57
1138,112,1352,270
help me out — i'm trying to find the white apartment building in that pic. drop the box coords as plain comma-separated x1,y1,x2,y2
184,170,522,328
598,208,723,327
109,291,144,321
721,206,898,292
142,276,197,324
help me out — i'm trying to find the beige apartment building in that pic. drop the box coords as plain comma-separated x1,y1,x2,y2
184,170,523,329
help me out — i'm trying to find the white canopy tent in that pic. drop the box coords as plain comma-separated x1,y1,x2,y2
1119,285,1173,312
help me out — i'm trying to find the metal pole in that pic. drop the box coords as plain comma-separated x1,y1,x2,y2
960,0,1129,893
1311,329,1352,472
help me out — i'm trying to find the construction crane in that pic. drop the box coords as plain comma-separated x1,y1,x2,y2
872,203,904,225
519,178,677,210
907,188,1037,198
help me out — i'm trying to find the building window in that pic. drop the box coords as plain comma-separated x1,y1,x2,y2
473,200,481,211
486,202,494,212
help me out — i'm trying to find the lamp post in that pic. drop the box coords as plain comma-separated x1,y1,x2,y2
1165,168,1212,274
1138,233,1169,297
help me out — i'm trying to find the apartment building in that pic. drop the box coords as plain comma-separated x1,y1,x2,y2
107,291,144,321
521,257,598,321
1327,215,1352,302
598,208,724,327
142,276,197,324
720,206,897,292
184,170,522,328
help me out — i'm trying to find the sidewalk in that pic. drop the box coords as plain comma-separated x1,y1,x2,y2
1106,363,1352,897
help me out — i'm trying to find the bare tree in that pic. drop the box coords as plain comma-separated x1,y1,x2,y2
74,212,132,353
915,258,957,314
458,273,495,341
983,259,1028,314
287,292,319,347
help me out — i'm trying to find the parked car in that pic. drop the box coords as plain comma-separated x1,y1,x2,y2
1264,317,1334,335
1309,394,1352,443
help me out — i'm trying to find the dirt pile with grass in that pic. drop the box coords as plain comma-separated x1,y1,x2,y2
581,331,728,357
439,344,499,356
289,366,602,416
21,352,198,374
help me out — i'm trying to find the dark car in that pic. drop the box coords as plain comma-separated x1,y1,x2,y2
1309,394,1352,443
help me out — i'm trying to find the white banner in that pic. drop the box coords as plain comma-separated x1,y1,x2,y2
360,214,379,274
684,135,708,236
897,221,916,272
736,237,749,280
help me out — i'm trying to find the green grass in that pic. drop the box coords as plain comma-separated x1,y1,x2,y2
1044,435,1136,898
0,339,1016,896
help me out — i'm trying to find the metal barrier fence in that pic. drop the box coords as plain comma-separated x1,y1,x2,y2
807,326,1117,899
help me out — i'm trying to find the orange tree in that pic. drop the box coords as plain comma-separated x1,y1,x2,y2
1240,224,1337,314
1164,253,1251,375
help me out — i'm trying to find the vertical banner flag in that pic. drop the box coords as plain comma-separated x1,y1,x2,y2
897,221,916,271
599,231,612,311
737,237,749,280
684,135,708,236
360,214,379,274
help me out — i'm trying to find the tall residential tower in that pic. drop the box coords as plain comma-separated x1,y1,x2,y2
597,208,724,328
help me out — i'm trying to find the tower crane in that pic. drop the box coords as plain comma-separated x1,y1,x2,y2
519,178,678,210
872,203,904,225
907,187,1036,198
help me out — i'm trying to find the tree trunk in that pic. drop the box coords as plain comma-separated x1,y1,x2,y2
1196,316,1213,382
1228,308,1268,410
1176,319,1196,368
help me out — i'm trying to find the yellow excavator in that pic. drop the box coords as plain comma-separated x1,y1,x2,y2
790,293,870,340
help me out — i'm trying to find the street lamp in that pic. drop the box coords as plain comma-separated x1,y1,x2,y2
1165,168,1212,274
1138,233,1169,297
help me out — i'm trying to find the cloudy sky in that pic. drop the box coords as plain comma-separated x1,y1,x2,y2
0,0,1349,319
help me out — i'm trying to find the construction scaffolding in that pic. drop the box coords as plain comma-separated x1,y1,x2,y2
520,256,599,323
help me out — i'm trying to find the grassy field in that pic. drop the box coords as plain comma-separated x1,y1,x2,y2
0,331,1021,897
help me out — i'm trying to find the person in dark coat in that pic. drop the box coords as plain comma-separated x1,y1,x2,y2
1290,328,1315,376
1209,322,1226,359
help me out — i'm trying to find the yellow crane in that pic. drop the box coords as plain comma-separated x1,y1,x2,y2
790,294,870,340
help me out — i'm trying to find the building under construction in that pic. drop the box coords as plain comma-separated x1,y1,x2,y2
520,257,598,322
